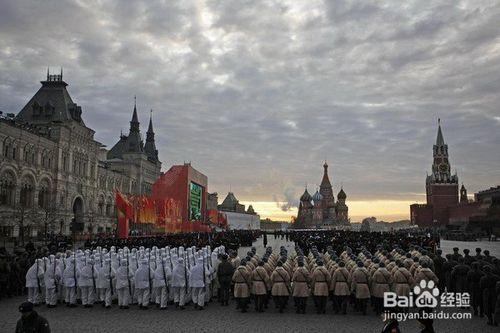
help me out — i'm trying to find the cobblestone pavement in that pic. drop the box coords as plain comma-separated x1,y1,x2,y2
0,237,498,332
0,293,495,333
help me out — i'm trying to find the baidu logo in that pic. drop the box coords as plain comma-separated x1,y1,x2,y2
384,279,440,308
413,280,439,308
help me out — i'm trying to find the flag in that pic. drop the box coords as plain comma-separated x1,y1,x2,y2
116,191,132,238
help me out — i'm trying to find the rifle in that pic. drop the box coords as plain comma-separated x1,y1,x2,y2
91,262,96,293
53,259,58,293
183,255,189,295
202,256,206,288
148,254,152,294
161,259,169,295
109,263,114,296
36,261,41,294
126,254,132,297
73,253,78,288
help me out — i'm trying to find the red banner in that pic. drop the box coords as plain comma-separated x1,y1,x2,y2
116,191,132,239
115,191,225,237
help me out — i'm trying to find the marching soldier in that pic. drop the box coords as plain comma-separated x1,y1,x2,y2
25,259,44,305
96,258,114,308
371,261,392,315
134,259,153,309
311,259,330,314
252,261,270,312
351,261,370,315
217,254,234,306
44,255,61,308
232,258,251,313
271,261,291,313
292,260,310,314
77,258,97,308
171,257,188,310
153,257,171,310
330,261,351,315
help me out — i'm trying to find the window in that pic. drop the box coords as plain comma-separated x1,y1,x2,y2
38,188,48,209
0,177,15,206
20,184,34,208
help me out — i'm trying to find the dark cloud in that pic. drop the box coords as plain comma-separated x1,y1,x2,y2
0,0,499,212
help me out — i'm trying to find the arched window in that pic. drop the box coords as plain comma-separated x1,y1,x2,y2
38,179,50,209
0,171,16,206
20,176,35,208
98,196,104,215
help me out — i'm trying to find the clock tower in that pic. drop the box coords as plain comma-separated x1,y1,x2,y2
425,119,459,224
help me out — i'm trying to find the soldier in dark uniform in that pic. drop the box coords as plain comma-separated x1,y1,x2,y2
432,249,446,291
483,250,494,264
450,247,462,262
451,257,470,293
463,249,474,266
442,254,457,292
217,254,234,306
480,266,499,326
0,253,11,299
15,302,50,333
475,248,483,261
467,262,484,317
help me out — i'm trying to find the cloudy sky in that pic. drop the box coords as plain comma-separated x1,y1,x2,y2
1,0,499,222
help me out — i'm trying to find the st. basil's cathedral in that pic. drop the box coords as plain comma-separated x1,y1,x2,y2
293,162,350,229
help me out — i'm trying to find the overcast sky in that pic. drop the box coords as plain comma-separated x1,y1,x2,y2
1,0,499,221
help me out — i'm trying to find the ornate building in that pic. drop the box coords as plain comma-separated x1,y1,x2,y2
293,162,349,228
0,70,161,239
410,120,489,227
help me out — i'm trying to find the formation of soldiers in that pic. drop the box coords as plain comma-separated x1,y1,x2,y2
13,230,500,328
231,244,442,316
24,245,227,311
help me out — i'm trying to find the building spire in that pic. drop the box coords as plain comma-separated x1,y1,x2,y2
436,118,445,146
147,109,154,134
129,97,140,134
144,108,158,161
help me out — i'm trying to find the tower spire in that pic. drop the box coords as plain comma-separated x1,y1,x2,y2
129,96,140,136
436,118,445,146
144,108,158,161
147,109,154,134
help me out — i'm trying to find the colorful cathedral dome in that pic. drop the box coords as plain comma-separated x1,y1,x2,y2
312,190,323,203
337,188,346,200
300,188,312,202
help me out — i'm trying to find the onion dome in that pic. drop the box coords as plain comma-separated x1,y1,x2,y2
337,188,346,200
300,188,312,202
312,190,323,203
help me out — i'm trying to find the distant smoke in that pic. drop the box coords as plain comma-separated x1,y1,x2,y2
273,187,298,212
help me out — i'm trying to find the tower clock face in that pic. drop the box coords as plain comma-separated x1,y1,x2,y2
439,163,448,172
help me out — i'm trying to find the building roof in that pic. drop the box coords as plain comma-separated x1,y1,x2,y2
337,187,346,200
16,71,85,125
300,188,312,202
320,162,332,189
312,190,323,203
107,103,144,159
247,205,256,214
220,192,239,209
107,135,127,160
